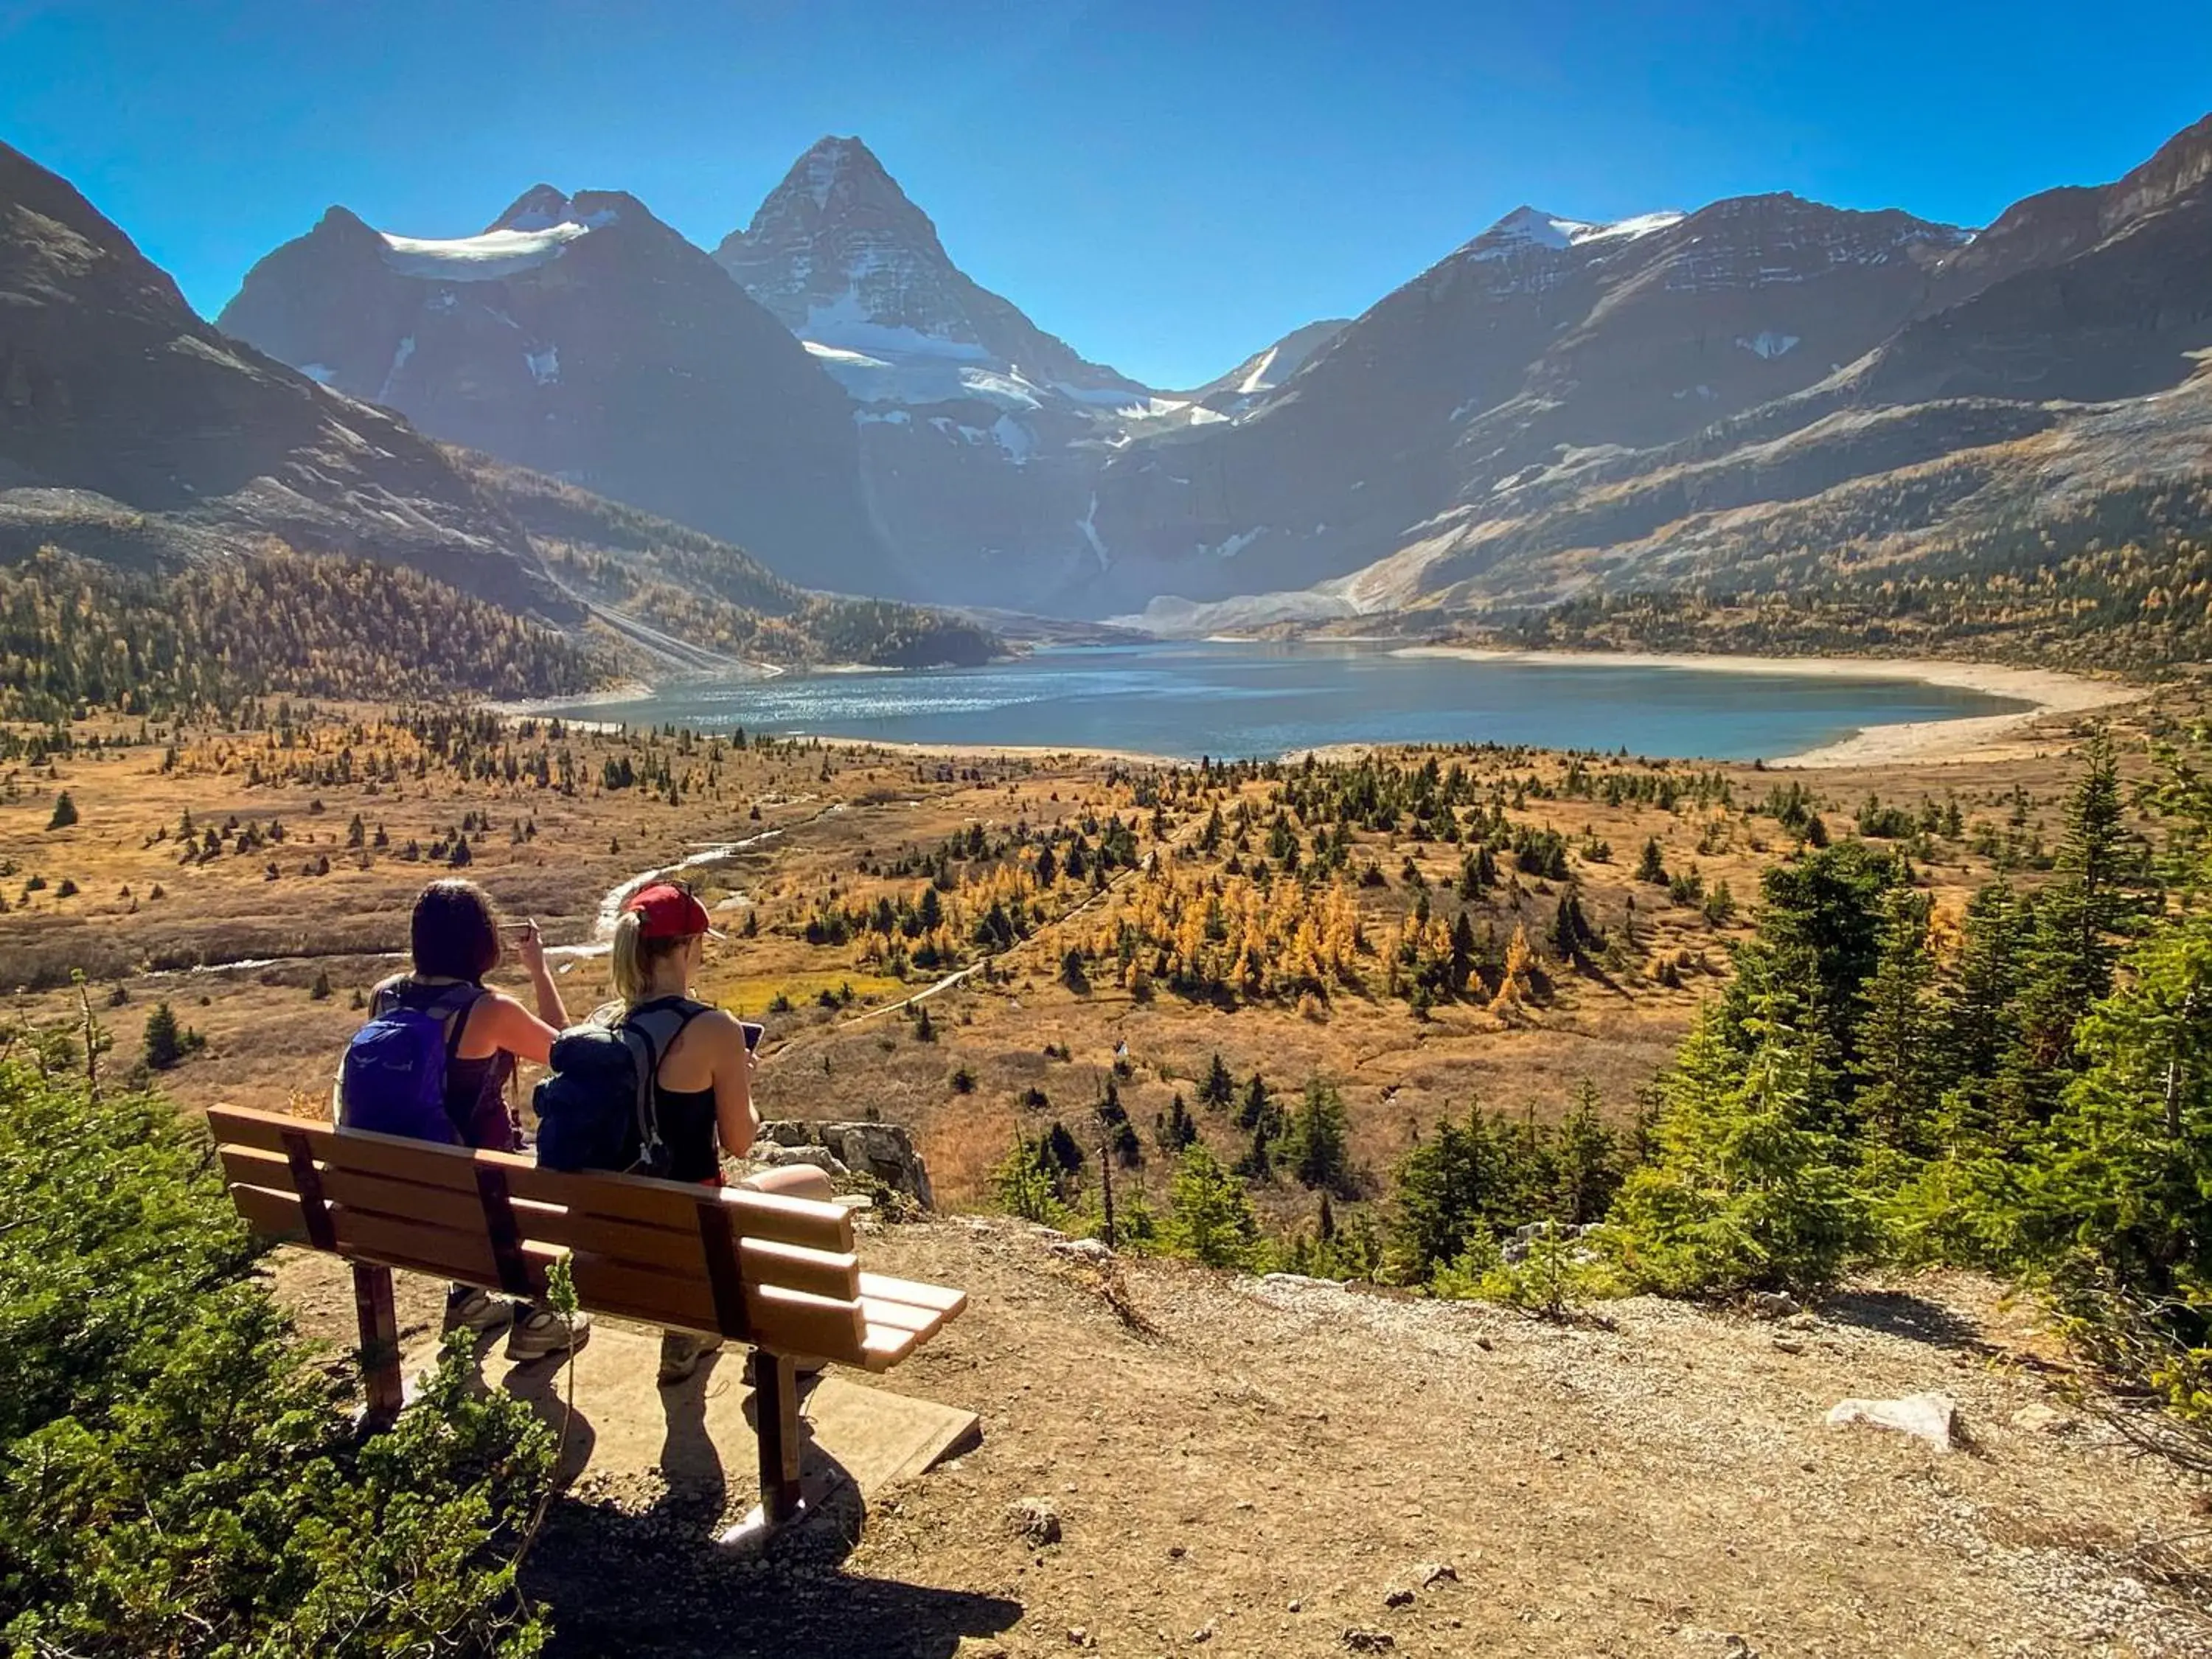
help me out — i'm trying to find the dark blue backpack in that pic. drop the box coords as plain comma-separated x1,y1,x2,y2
336,981,484,1144
532,1000,704,1177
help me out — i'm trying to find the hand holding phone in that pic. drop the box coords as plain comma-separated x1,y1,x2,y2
511,917,546,975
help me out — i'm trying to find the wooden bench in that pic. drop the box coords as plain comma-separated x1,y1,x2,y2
208,1104,968,1526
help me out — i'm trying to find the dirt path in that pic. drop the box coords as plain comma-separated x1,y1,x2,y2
274,1221,2212,1658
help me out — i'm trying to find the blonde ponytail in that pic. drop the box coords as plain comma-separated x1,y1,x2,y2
609,909,694,1004
609,911,647,1003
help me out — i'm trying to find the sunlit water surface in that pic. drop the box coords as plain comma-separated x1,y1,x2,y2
544,641,2024,762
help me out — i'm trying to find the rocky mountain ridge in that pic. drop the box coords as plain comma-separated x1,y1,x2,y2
1096,114,2212,629
0,139,573,621
37,110,2212,635
0,140,993,684
219,181,890,595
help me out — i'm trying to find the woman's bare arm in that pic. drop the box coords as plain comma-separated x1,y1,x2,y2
514,919,569,1029
703,1013,759,1161
470,993,562,1066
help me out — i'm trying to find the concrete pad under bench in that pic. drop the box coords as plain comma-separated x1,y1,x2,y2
416,1320,980,1537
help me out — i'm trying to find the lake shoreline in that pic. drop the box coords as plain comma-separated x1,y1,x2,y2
513,643,2139,769
1391,646,2140,767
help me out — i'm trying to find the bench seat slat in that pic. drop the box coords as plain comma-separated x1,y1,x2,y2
858,1272,970,1319
856,1295,943,1340
860,1324,919,1372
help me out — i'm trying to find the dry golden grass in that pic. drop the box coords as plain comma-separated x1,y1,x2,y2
3,691,2176,1231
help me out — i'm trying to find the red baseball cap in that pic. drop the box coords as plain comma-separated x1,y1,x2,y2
623,883,720,940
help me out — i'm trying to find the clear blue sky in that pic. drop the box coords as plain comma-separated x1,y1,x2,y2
4,0,2208,388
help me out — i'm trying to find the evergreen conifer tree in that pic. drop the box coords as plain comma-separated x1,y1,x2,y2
1554,1079,1622,1223
1286,1079,1353,1194
1853,889,1943,1156
1197,1053,1235,1111
143,1003,187,1071
1611,1006,1865,1296
1166,1146,1262,1269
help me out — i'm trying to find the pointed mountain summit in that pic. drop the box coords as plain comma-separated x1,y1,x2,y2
717,136,1141,396
1184,319,1352,411
709,136,1160,613
220,181,891,591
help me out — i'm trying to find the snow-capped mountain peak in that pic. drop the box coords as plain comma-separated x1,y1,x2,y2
716,134,1143,403
1466,204,1687,261
493,184,582,232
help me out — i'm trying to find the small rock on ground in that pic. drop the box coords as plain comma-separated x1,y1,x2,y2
1825,1391,1957,1452
1006,1497,1062,1546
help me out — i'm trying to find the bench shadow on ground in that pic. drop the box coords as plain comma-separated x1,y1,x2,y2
510,1348,1020,1658
1819,1288,1983,1351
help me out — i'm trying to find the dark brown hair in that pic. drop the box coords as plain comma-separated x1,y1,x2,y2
410,879,501,981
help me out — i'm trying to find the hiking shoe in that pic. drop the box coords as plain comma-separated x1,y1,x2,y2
445,1285,513,1333
658,1330,723,1385
507,1306,591,1362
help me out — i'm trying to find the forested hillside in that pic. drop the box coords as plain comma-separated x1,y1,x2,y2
1476,476,2212,672
458,453,1001,670
0,547,600,717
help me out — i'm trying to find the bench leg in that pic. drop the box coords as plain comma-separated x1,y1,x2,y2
352,1263,403,1429
752,1349,804,1524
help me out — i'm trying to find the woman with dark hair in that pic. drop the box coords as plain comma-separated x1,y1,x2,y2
348,878,585,1358
607,881,833,1381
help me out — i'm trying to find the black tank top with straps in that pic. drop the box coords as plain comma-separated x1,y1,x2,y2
625,995,720,1183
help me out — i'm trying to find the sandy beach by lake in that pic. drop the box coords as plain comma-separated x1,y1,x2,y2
1392,645,2143,766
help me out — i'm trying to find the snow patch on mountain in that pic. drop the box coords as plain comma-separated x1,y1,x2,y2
1737,330,1801,360
378,221,602,282
376,335,414,403
990,414,1033,463
1077,492,1109,569
1469,206,1686,261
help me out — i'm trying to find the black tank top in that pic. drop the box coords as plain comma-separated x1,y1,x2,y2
628,996,719,1183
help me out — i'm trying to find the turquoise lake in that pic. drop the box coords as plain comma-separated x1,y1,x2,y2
547,641,2025,763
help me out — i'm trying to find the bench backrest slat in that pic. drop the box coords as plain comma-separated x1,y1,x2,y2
209,1107,854,1255
230,1180,503,1286
209,1104,875,1360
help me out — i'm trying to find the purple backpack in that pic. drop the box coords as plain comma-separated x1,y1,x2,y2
337,981,484,1144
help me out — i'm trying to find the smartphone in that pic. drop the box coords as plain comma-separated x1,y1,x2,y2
740,1020,764,1052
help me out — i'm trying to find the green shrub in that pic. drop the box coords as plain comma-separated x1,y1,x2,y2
1609,1011,1865,1297
1164,1146,1263,1270
0,1063,555,1654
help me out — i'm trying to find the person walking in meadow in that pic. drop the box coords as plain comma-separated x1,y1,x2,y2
337,877,588,1359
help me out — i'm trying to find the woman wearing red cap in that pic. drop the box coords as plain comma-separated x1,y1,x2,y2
612,881,835,1382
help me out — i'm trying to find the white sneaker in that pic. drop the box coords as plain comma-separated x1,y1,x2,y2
445,1286,513,1333
507,1306,591,1361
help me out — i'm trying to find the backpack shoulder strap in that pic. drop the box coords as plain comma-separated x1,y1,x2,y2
613,999,713,1169
366,975,408,1019
621,998,712,1072
428,982,490,1065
